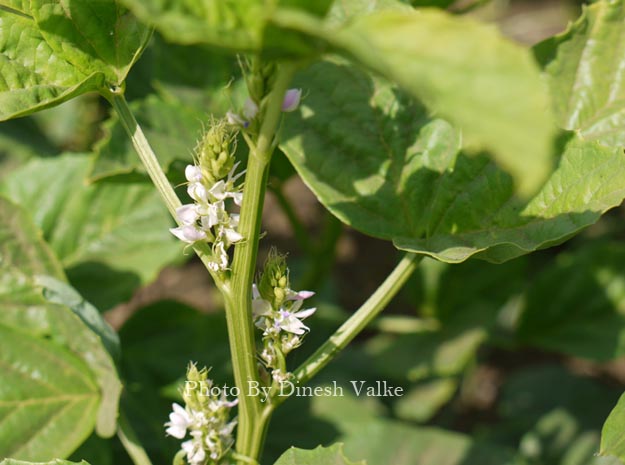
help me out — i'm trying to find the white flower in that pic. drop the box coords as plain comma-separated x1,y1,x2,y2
188,182,208,203
176,204,200,225
169,225,207,244
272,369,291,384
281,89,302,112
182,431,206,465
226,110,246,127
185,165,203,183
165,403,191,439
243,97,259,120
274,300,316,335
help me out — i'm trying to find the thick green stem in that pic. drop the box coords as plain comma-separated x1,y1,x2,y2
290,253,420,390
105,89,227,291
228,64,296,463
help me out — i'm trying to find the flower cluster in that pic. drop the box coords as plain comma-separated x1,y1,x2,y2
169,118,244,272
252,250,315,383
226,88,302,129
166,364,237,465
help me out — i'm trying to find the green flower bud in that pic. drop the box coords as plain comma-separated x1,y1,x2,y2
196,118,236,186
183,362,210,411
259,248,289,308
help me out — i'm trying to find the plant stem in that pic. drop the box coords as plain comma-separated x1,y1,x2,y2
117,411,154,465
105,89,227,291
289,253,421,391
228,64,296,463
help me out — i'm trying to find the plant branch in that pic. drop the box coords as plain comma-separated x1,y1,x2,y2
105,89,228,291
289,253,421,391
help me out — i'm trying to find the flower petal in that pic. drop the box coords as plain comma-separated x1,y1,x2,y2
243,97,259,120
295,307,316,319
176,204,199,225
170,225,207,243
223,227,243,243
185,165,203,183
282,88,302,112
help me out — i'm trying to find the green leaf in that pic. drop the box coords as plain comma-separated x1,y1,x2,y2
0,1,148,121
393,378,457,423
0,154,182,309
280,60,625,264
274,444,364,465
1,460,90,465
0,201,100,458
31,0,150,84
340,421,520,465
35,275,121,361
275,6,556,194
0,1,31,15
601,392,625,462
118,0,331,51
0,324,99,460
0,199,122,439
535,0,625,148
309,393,520,465
0,11,100,121
0,197,65,279
518,242,625,361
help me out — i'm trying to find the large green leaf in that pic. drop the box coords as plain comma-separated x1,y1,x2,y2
535,0,625,148
0,324,99,460
0,198,121,456
31,0,150,84
118,0,332,50
0,0,149,121
280,60,625,264
518,242,625,361
273,444,364,465
274,4,556,194
0,154,181,309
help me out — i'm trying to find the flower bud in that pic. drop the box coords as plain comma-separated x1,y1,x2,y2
259,248,289,308
196,118,236,186
281,89,302,112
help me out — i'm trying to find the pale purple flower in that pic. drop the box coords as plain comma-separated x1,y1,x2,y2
275,299,316,335
287,289,315,301
282,89,302,112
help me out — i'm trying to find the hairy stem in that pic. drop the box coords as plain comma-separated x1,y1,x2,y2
289,253,420,392
105,89,227,291
228,64,296,463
